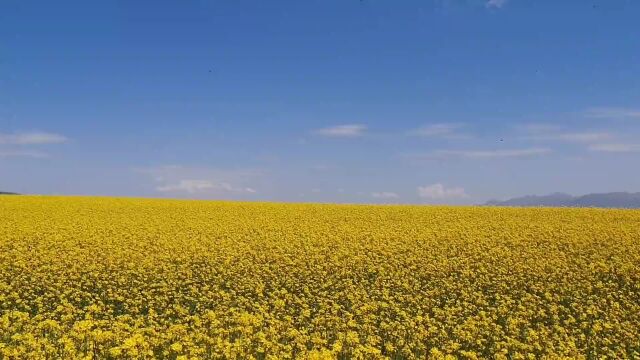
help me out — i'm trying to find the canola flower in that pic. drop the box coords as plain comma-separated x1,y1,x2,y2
0,195,639,359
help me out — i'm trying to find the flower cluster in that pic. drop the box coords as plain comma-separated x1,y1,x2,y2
1,196,639,359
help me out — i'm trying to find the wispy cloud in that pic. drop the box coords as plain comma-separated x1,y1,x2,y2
588,143,640,153
519,123,561,133
156,179,215,194
485,0,508,9
136,165,260,197
157,179,256,194
418,183,468,199
417,148,551,160
0,132,67,145
371,191,399,199
0,150,49,158
585,107,640,120
520,123,612,143
529,131,613,143
410,123,470,139
316,124,366,137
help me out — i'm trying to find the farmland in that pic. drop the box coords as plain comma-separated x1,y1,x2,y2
1,196,639,359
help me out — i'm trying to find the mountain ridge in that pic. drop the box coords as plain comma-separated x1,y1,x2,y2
485,192,640,209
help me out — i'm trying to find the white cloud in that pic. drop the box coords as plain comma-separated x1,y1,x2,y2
371,192,399,199
316,124,366,137
157,180,215,193
0,132,67,145
411,123,469,138
136,165,260,197
588,143,640,153
422,148,551,159
157,179,256,194
486,0,508,8
0,150,49,158
585,107,640,120
418,183,468,199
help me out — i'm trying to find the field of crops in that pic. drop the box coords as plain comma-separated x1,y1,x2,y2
1,196,639,359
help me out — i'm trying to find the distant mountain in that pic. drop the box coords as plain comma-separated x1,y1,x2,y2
0,192,19,195
485,192,640,209
485,193,574,207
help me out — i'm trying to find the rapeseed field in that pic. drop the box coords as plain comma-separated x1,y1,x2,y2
0,196,639,359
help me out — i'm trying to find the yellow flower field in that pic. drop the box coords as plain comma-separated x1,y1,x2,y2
0,196,639,359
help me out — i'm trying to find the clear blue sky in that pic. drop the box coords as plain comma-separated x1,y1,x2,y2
2,0,639,204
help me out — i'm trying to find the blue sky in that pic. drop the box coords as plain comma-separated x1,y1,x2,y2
1,0,640,204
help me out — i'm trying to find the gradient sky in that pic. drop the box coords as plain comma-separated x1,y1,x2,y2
2,0,640,204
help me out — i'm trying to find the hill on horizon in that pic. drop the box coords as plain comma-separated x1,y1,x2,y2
485,192,640,209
